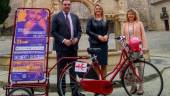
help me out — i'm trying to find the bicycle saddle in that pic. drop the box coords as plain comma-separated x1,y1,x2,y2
87,48,101,55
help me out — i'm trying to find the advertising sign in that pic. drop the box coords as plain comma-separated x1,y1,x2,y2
11,8,49,81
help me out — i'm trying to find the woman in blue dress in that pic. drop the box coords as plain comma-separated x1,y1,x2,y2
86,3,109,80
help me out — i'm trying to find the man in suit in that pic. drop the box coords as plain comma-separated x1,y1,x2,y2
51,0,83,96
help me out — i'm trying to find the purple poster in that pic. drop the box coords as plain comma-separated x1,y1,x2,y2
11,9,49,81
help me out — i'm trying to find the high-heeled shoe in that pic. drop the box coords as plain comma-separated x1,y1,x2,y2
130,85,137,94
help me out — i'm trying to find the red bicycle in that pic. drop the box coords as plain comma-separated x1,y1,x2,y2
58,36,163,96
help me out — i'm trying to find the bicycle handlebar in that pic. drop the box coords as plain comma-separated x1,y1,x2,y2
115,36,126,41
115,36,128,49
115,36,149,57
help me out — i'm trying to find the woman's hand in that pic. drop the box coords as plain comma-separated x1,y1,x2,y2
103,35,108,42
142,48,149,54
98,35,105,42
98,35,108,42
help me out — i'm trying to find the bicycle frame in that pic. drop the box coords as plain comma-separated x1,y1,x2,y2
105,47,143,82
105,48,130,81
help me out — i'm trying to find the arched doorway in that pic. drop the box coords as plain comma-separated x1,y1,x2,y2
164,20,169,31
71,2,91,33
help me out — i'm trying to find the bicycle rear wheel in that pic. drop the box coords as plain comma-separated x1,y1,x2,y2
8,88,32,96
122,59,163,96
57,61,101,96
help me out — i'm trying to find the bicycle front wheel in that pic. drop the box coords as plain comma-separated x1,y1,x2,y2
122,59,163,96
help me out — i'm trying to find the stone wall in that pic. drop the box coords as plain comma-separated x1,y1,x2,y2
150,1,170,31
4,0,128,35
127,0,150,28
100,0,115,14
6,0,169,31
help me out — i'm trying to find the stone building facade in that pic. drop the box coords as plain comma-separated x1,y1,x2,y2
6,0,169,32
120,0,170,31
5,0,128,35
3,0,131,50
149,0,170,31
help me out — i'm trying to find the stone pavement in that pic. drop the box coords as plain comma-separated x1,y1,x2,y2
0,31,170,95
146,32,170,57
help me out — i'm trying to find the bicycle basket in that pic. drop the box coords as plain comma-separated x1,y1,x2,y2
129,36,141,52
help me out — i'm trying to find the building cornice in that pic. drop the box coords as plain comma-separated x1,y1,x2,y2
151,0,170,5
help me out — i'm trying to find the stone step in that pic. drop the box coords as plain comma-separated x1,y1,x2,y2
0,50,150,74
0,49,120,69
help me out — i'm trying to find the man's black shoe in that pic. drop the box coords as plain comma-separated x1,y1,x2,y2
79,93,85,96
73,92,85,96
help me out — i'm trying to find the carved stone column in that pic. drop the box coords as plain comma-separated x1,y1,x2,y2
25,0,34,8
114,0,127,50
89,0,100,4
51,0,61,14
50,0,61,52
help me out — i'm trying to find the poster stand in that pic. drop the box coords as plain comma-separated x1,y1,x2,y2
4,8,51,96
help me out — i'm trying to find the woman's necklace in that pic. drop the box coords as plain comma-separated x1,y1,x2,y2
128,21,135,37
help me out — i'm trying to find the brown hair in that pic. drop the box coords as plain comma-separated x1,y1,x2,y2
126,8,140,22
94,4,104,18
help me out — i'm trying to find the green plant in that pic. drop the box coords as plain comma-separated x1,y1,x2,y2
0,0,11,24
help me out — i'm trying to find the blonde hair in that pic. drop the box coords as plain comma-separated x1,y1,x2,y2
94,3,104,19
126,8,140,22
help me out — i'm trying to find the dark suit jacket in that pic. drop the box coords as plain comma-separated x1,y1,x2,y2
51,11,82,52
